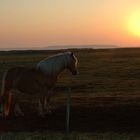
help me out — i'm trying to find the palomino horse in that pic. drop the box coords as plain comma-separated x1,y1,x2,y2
0,52,78,117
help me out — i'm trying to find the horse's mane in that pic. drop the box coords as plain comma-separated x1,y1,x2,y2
37,52,75,76
44,52,71,60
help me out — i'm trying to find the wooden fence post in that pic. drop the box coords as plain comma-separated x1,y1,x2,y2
66,88,71,137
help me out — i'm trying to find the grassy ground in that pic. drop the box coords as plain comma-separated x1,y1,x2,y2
1,48,140,139
1,132,140,140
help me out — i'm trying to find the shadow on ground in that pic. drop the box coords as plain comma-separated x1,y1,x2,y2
1,96,140,133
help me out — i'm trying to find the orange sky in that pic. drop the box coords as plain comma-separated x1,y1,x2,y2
1,0,140,49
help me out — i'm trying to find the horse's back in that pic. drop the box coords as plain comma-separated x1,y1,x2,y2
4,66,57,95
6,66,27,78
15,68,49,95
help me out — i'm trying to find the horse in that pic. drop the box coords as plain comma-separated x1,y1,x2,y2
0,52,78,117
36,51,78,113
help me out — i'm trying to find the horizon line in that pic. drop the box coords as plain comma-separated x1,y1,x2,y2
0,45,140,51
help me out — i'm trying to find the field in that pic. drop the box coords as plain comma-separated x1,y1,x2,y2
1,48,140,139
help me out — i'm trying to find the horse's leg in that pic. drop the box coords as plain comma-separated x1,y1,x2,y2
12,90,24,117
43,96,47,111
13,91,23,117
0,105,3,117
14,103,24,117
0,96,5,117
3,91,12,117
38,95,52,115
0,99,5,117
38,99,43,116
44,90,54,114
43,96,51,114
38,96,45,117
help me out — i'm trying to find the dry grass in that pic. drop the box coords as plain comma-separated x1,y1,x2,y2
0,132,140,140
1,48,140,138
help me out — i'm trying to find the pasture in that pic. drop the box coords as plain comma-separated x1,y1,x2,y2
0,48,140,139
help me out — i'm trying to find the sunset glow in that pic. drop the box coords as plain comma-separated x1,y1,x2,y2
1,0,140,49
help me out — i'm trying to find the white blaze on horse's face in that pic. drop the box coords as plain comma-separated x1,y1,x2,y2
67,52,78,75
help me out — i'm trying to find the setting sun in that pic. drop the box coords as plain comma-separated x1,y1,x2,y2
127,11,140,37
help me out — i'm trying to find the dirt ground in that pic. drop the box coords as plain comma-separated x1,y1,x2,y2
1,95,140,133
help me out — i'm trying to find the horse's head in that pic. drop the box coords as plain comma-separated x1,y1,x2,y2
67,52,78,75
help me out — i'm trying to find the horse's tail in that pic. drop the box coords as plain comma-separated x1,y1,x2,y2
0,71,13,117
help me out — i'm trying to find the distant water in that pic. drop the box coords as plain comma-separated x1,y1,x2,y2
0,45,119,51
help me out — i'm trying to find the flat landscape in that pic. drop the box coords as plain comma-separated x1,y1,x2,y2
1,48,140,139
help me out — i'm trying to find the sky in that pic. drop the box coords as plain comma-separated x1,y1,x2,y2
1,0,140,49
